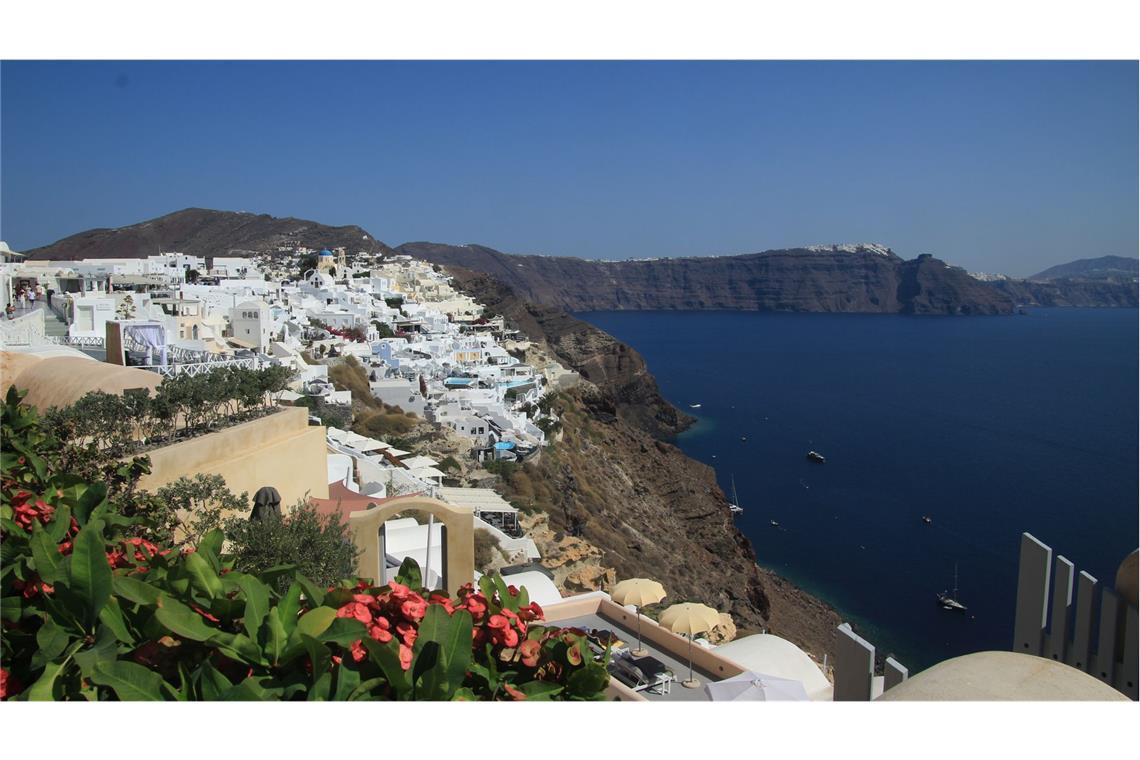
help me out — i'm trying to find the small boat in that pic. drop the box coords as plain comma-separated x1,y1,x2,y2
921,515,933,525
806,450,826,463
728,475,743,515
770,520,780,527
937,564,968,612
689,403,702,409
740,436,748,442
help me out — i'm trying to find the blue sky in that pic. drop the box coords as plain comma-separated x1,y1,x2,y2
1,60,1136,276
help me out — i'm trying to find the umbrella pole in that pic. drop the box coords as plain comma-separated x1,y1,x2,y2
634,606,647,657
682,633,700,689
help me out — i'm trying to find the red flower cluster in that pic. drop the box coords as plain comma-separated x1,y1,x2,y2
106,537,165,571
10,491,54,532
0,667,20,700
335,579,441,669
11,573,53,599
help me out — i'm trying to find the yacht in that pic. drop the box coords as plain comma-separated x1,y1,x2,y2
806,450,826,463
689,403,702,409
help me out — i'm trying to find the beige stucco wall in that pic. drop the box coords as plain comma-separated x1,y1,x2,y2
135,406,329,509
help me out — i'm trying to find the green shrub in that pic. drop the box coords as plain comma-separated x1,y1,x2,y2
474,529,504,570
223,502,358,595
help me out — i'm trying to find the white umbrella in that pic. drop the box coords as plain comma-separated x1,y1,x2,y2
704,671,810,701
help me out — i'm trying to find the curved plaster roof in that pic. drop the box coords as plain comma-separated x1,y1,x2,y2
713,633,832,700
9,355,162,411
877,651,1128,701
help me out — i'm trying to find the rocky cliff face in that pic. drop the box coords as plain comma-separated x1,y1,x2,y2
444,265,841,657
400,242,1016,315
987,278,1139,308
23,208,395,261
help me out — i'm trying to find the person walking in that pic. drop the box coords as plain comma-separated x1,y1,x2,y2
17,288,27,310
27,288,36,309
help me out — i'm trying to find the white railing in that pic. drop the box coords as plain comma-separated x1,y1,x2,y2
136,357,260,377
1014,532,1138,700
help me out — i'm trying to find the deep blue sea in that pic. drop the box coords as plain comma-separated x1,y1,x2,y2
577,309,1138,672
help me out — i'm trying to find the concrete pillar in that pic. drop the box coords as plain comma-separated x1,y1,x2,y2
1013,533,1052,656
1068,571,1099,673
1045,555,1074,663
884,657,908,692
834,623,875,702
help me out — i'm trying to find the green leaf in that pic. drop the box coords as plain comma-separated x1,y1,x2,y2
154,593,218,641
72,482,108,525
26,659,68,701
74,625,119,679
518,680,564,700
234,574,269,639
196,529,225,571
98,597,136,644
184,552,223,600
412,605,473,700
207,631,265,665
46,504,72,543
317,617,367,647
278,582,303,635
70,519,112,629
333,660,363,701
362,637,411,698
33,619,72,670
347,676,391,700
411,640,440,699
264,607,289,666
113,575,162,606
220,676,279,701
301,634,331,701
90,660,167,701
294,573,325,606
395,557,422,589
194,660,235,700
30,523,64,585
295,606,337,639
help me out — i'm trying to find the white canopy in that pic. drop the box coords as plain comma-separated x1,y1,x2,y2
411,466,446,480
436,487,517,514
712,634,832,701
400,455,440,470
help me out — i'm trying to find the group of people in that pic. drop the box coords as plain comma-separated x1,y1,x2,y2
4,283,46,319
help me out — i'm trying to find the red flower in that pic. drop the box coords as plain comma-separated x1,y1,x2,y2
336,601,372,625
462,594,488,621
400,595,428,622
387,580,411,600
57,540,73,556
398,643,413,670
395,621,417,648
519,639,542,668
502,683,527,701
13,574,53,599
350,639,368,663
368,623,393,643
487,614,510,631
106,548,129,569
499,628,520,648
517,602,544,622
353,593,380,610
1,668,21,700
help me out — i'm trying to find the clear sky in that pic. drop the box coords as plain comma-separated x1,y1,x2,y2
1,60,1136,277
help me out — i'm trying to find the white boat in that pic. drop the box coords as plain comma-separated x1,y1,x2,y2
689,403,702,409
937,564,968,612
728,475,743,515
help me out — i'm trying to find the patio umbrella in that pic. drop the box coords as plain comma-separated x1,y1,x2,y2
703,671,811,701
611,578,667,657
659,602,721,689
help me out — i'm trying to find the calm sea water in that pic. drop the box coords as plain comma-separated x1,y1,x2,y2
577,309,1138,671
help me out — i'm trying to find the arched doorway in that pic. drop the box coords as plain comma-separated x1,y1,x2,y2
347,495,474,595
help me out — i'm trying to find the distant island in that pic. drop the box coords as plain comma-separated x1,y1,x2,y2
22,208,1138,312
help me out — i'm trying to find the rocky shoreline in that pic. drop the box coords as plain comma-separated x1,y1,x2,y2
443,265,844,660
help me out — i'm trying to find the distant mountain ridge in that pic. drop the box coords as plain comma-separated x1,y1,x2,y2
1029,255,1138,283
399,242,1016,315
23,208,395,261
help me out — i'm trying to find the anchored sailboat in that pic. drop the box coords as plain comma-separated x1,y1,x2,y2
937,563,967,612
728,475,743,515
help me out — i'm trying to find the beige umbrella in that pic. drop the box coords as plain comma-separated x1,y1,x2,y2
659,602,721,688
611,578,667,657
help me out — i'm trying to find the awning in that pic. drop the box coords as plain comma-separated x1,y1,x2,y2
401,455,440,470
436,487,517,514
411,466,446,480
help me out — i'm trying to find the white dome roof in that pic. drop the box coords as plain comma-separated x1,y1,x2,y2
713,634,832,700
